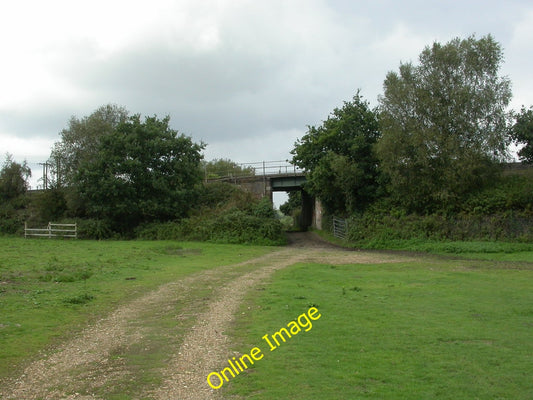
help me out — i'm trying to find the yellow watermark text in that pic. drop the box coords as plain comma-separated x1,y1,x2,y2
207,307,322,389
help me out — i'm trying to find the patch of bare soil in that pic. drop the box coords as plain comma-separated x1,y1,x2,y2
0,233,411,400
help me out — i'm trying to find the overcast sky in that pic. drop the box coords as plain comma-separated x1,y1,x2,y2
1,0,532,190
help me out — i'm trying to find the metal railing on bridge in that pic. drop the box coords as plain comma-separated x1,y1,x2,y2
205,160,304,181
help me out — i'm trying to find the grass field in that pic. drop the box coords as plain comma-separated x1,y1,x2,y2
2,236,533,398
226,252,533,398
0,237,274,380
315,229,533,261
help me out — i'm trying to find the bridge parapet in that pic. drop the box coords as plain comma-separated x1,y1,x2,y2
241,160,304,176
206,160,306,197
205,160,304,181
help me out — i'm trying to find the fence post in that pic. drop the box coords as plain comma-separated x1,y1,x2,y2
48,222,52,239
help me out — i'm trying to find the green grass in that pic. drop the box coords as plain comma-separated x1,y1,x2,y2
225,257,533,399
3,234,533,398
0,237,274,381
314,228,533,262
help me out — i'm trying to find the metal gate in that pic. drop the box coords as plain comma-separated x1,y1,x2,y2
332,217,347,239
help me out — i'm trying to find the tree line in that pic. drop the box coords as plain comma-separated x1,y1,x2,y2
0,106,280,240
2,34,532,241
291,35,533,225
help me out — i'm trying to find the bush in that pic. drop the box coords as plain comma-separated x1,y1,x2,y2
347,211,533,244
0,196,28,235
136,206,286,245
253,197,277,219
77,219,114,240
195,182,241,208
342,170,533,245
136,210,285,245
31,189,67,223
136,221,184,240
463,174,533,214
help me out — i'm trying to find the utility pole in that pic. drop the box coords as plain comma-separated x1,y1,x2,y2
56,158,61,188
39,162,50,189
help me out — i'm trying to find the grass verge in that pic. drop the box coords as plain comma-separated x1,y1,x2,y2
225,256,533,399
314,228,533,261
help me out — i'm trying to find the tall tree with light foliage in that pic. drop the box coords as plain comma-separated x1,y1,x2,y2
50,104,129,187
377,35,512,212
0,154,31,233
0,154,31,201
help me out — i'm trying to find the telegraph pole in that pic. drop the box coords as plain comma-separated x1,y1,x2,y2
39,162,50,189
56,158,61,188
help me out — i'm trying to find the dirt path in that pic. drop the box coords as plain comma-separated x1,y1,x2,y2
1,233,411,399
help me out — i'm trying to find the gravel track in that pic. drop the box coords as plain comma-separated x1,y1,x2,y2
1,233,410,399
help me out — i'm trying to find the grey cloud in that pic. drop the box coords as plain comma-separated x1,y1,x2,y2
0,108,71,140
63,32,357,145
3,0,533,170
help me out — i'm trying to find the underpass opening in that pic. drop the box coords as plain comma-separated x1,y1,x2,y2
269,174,313,231
273,192,289,211
274,188,314,231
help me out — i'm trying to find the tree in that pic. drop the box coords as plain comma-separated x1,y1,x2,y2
0,154,31,201
0,154,31,234
75,114,205,232
32,189,67,223
50,104,129,187
291,92,382,215
377,35,512,212
511,106,533,163
280,191,302,216
202,158,254,179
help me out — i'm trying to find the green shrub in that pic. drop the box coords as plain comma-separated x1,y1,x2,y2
31,189,67,223
135,221,183,240
347,211,533,244
195,182,241,208
463,175,533,213
77,219,114,240
0,198,28,235
134,182,285,245
136,207,285,245
343,172,533,245
253,197,277,219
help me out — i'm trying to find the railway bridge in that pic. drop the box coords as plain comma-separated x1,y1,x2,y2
206,161,322,230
